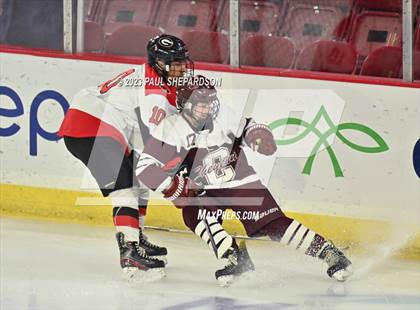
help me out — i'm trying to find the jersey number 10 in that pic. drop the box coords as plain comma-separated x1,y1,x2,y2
149,106,166,125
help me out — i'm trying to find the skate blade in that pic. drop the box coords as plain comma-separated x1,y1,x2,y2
332,265,353,282
122,267,166,283
150,255,168,265
217,275,234,287
217,270,255,287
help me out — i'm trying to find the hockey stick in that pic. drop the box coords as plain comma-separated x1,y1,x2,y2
196,191,219,258
163,160,219,258
202,210,219,258
134,106,151,146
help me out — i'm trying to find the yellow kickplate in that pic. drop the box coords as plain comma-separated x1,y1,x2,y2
1,184,418,260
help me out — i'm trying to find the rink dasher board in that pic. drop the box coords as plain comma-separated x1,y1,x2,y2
0,52,419,259
1,183,419,260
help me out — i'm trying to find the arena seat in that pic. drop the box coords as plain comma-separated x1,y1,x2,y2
414,51,420,80
282,2,351,51
84,21,105,52
84,0,96,21
104,25,162,56
103,0,158,35
349,11,402,69
219,0,285,38
359,46,402,78
417,0,420,17
295,40,357,74
355,0,403,12
289,0,354,12
240,35,295,68
415,22,420,51
287,0,355,38
85,0,106,23
155,0,220,37
180,30,229,64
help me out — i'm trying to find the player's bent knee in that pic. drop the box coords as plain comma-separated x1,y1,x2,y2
182,206,200,231
134,187,150,200
109,187,141,208
258,216,294,241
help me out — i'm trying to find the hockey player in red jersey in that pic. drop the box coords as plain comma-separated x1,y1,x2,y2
136,76,353,285
58,34,194,279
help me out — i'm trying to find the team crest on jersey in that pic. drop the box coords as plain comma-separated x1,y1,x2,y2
193,148,237,185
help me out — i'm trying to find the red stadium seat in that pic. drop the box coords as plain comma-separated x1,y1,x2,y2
84,0,95,21
84,21,105,52
282,3,350,51
240,35,295,68
414,51,420,80
295,40,357,74
355,0,419,12
360,46,402,78
355,0,403,12
103,0,158,35
415,23,420,51
181,30,229,64
155,0,220,37
288,0,355,39
104,25,162,56
349,11,402,67
219,0,285,38
417,0,420,17
290,0,354,12
85,0,106,23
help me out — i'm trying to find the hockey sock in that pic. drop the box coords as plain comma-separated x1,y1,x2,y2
260,218,328,258
138,197,148,231
194,216,234,259
111,188,140,242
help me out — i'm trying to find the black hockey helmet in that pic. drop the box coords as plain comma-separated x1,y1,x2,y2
176,75,220,126
147,34,193,80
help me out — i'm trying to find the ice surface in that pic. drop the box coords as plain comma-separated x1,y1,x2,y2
1,218,419,310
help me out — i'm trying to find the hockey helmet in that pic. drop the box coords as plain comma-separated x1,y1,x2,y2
176,75,220,128
147,34,193,80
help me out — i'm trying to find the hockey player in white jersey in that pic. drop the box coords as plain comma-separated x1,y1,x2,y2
136,76,353,285
59,34,193,280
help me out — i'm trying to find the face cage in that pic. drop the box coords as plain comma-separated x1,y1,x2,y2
156,57,194,81
189,97,220,122
210,98,220,120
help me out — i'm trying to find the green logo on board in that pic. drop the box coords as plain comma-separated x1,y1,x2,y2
269,106,389,177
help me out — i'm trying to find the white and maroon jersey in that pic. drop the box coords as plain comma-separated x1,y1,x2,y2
136,103,260,191
58,64,178,154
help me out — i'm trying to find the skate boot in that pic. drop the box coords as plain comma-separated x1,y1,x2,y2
215,240,255,286
138,229,168,264
319,243,353,282
116,232,165,282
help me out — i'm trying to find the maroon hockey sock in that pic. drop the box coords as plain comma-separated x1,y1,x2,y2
259,218,328,257
258,217,294,241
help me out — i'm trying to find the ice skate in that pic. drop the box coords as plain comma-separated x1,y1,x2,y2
319,243,353,282
138,229,168,264
215,240,255,286
116,232,165,282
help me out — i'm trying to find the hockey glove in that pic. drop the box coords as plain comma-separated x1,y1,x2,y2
244,124,277,155
162,175,202,208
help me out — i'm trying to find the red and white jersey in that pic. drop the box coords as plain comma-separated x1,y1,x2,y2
136,104,260,191
58,64,178,153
